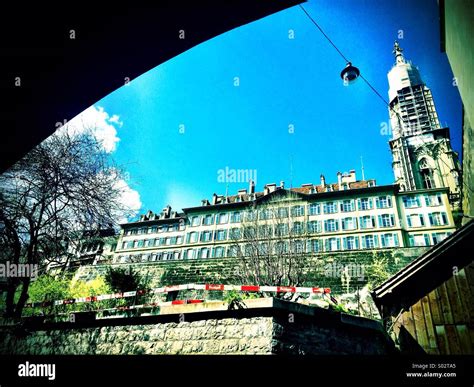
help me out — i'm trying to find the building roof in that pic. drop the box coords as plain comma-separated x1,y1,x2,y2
371,220,474,317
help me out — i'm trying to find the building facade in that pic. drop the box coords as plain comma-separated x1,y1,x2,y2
387,41,461,210
113,172,456,264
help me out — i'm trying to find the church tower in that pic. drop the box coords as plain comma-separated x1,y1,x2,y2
387,41,461,210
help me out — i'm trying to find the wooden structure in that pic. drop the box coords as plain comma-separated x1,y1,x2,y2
372,220,474,354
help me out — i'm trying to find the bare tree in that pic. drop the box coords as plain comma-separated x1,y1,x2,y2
229,191,318,299
0,127,135,317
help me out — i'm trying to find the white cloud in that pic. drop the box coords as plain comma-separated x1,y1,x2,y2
115,178,142,223
60,105,121,153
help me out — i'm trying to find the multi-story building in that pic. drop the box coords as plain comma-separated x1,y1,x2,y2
113,171,456,264
387,41,461,209
47,229,118,272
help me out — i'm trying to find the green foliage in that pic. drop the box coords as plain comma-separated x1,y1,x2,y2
223,290,261,304
25,274,112,315
104,266,144,293
366,257,391,290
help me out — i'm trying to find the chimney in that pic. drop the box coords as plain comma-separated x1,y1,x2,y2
320,174,326,188
280,181,285,189
201,199,209,206
337,172,342,190
249,179,255,194
162,205,171,218
264,186,270,195
212,193,218,205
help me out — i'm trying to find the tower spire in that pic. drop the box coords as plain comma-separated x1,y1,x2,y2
393,40,405,64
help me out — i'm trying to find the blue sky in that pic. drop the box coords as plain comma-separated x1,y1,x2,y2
94,0,462,216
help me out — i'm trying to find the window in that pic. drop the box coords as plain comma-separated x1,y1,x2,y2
378,214,395,228
324,219,339,232
217,213,228,224
202,214,214,226
158,225,166,233
159,237,166,246
275,224,289,236
276,207,289,219
343,236,359,250
144,239,152,248
258,225,273,238
184,249,196,260
121,241,127,249
358,198,373,211
292,240,305,254
325,237,341,251
170,236,177,245
340,200,355,212
275,241,289,254
323,202,338,214
227,245,239,257
169,224,179,232
308,203,321,216
125,229,132,236
341,217,357,231
132,240,139,248
425,194,442,206
173,251,181,260
402,196,421,208
215,229,227,241
165,237,171,246
292,222,304,235
198,248,210,259
428,212,448,226
187,232,198,243
259,208,273,220
154,238,160,247
176,236,183,244
200,231,212,242
419,159,435,189
380,233,399,247
406,214,425,227
291,205,305,217
244,244,254,256
359,215,376,229
432,232,449,245
307,220,321,233
243,226,257,239
307,239,321,253
408,234,431,247
229,228,241,240
190,216,201,227
244,211,257,222
214,246,225,258
375,196,392,209
259,243,269,255
230,211,242,223
361,235,379,249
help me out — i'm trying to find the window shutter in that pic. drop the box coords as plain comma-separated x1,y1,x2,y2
343,237,347,250
407,216,412,227
357,199,361,210
336,238,341,250
335,220,339,231
388,196,392,207
394,234,399,246
428,213,434,226
355,237,360,249
381,235,386,247
424,234,430,246
375,198,380,209
378,215,382,227
419,214,424,226
390,214,395,226
442,212,448,225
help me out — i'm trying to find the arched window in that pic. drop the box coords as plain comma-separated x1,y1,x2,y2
419,158,434,189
